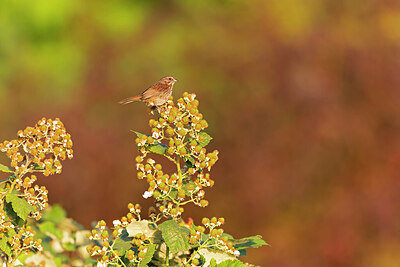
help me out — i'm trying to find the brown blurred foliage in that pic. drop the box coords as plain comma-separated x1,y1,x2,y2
1,0,400,266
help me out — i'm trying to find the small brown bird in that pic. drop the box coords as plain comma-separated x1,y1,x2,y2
119,76,178,108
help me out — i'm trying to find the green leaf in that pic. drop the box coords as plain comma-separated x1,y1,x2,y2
148,143,168,155
42,204,66,224
215,259,247,267
16,250,32,263
38,221,63,241
184,156,196,168
197,132,212,147
0,236,12,256
63,242,76,251
220,233,234,240
126,220,161,243
0,174,15,184
198,248,236,266
231,235,269,250
84,258,98,265
4,202,24,226
0,163,13,173
131,130,167,154
132,131,148,139
54,256,63,267
158,220,190,254
5,194,34,221
139,243,155,267
0,228,16,257
113,238,133,255
199,253,206,266
238,249,246,257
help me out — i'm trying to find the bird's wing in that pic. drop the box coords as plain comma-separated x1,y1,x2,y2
141,82,169,100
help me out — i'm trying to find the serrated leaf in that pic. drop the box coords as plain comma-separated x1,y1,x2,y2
148,143,168,154
215,259,247,267
139,243,155,267
197,132,212,147
126,220,161,243
42,204,66,224
113,238,133,255
0,236,12,256
132,131,148,139
5,194,34,221
231,235,269,250
16,250,33,263
158,220,190,254
38,221,63,241
198,248,236,266
0,163,13,173
4,202,24,226
0,229,16,257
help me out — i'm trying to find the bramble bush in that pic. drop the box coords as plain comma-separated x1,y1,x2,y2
0,92,267,266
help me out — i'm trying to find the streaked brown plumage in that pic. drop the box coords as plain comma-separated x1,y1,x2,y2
119,76,178,107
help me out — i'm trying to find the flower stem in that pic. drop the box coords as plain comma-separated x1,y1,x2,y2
177,159,183,183
165,246,170,265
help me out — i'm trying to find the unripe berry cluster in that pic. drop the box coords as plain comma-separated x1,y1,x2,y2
0,118,73,264
5,227,43,258
184,216,240,264
87,203,153,265
134,93,219,220
0,118,73,175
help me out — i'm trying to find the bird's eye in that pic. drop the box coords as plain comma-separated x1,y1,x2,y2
169,78,172,80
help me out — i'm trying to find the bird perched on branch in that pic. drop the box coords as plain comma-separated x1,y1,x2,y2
119,76,178,110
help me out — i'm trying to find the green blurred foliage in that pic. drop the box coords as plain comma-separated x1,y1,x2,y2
1,0,400,266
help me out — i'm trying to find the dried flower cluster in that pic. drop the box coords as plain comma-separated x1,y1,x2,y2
0,118,73,264
135,92,219,220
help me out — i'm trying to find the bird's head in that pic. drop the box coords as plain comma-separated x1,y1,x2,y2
161,76,178,86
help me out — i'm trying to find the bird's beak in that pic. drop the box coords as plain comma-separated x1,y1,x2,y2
174,78,178,82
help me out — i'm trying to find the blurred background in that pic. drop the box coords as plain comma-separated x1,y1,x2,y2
1,0,400,266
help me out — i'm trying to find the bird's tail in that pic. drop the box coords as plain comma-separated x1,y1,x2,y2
118,95,142,105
